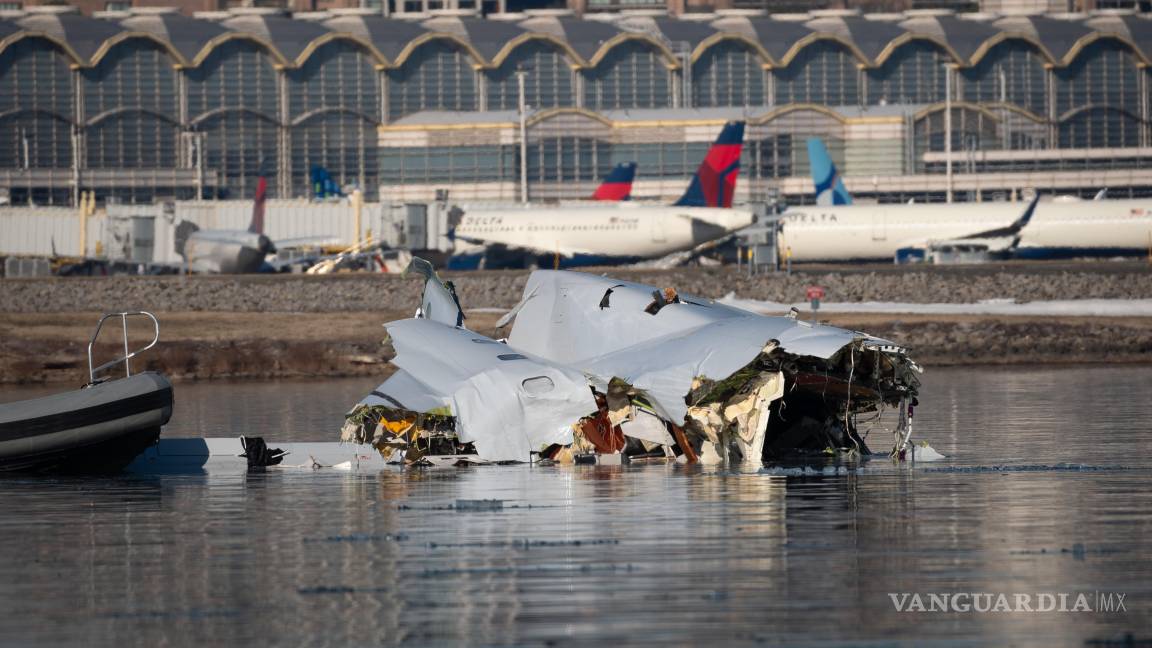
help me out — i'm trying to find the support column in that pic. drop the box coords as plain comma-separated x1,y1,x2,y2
72,67,84,207
944,63,953,203
278,68,291,199
1141,65,1149,148
573,66,583,109
1046,64,1057,149
477,68,488,112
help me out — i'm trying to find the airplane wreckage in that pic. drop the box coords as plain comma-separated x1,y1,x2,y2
342,260,924,467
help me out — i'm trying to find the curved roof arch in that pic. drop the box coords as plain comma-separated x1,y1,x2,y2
87,32,189,67
1057,103,1144,123
778,32,871,67
488,32,584,69
873,32,965,67
390,32,486,69
1059,31,1150,67
0,106,76,125
293,32,387,68
690,33,774,68
13,12,124,62
321,15,428,64
749,103,848,126
968,32,1057,66
85,106,182,127
587,32,680,69
117,12,229,65
913,100,1046,124
0,30,87,66
290,105,379,126
0,12,1148,77
189,31,291,68
527,106,614,128
219,12,332,63
189,105,282,127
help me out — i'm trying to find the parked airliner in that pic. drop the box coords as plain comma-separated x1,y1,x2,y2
449,121,754,269
778,138,1152,262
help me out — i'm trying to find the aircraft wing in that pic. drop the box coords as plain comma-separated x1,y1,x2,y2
272,236,342,249
952,193,1040,242
892,193,1041,254
371,318,598,461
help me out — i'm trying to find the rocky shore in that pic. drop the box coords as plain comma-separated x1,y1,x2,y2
2,263,1149,384
3,263,1150,314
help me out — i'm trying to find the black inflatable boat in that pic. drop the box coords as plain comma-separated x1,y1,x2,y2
0,312,173,473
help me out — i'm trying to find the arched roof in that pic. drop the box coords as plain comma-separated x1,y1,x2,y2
321,14,428,62
220,12,332,62
806,14,907,62
0,19,20,42
117,12,229,64
421,15,528,62
517,15,622,61
704,16,811,64
14,11,124,61
0,9,1148,71
899,14,1001,64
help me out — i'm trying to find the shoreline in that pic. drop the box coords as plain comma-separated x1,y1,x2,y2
3,309,1150,385
3,264,1149,384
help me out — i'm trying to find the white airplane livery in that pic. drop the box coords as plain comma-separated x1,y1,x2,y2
449,122,754,269
778,139,1152,262
175,175,276,273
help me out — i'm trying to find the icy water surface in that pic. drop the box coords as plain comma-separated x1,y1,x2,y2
1,366,1151,646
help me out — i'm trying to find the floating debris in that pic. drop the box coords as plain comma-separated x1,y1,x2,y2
344,259,924,467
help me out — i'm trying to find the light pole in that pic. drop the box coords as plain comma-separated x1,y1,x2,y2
943,63,953,204
515,66,529,204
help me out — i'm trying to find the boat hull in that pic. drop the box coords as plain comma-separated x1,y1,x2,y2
0,372,173,474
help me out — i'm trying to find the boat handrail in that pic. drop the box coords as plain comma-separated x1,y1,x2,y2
88,311,161,383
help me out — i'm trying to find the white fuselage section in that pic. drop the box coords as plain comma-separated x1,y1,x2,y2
183,229,272,274
779,199,1152,261
454,203,755,259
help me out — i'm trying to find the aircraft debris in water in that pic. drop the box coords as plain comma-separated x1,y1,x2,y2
343,259,923,466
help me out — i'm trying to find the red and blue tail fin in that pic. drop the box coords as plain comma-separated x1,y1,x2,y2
673,121,745,208
591,162,637,201
248,174,267,235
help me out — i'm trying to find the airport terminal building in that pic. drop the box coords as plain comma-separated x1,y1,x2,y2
1,4,1150,206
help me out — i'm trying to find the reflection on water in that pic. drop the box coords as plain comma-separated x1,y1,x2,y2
0,367,1150,645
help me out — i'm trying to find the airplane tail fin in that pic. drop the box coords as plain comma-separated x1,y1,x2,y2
248,173,268,235
591,162,637,201
311,166,343,199
673,121,745,208
174,220,200,257
807,138,852,206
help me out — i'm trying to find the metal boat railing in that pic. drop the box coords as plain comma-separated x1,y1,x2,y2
87,311,160,383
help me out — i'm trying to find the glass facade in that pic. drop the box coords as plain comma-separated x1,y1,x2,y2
380,145,514,185
959,40,1048,115
583,40,672,110
0,17,1149,205
691,41,766,108
486,41,575,111
386,40,478,120
866,41,948,105
774,40,861,107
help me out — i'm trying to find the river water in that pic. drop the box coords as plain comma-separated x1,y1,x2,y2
1,366,1150,646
